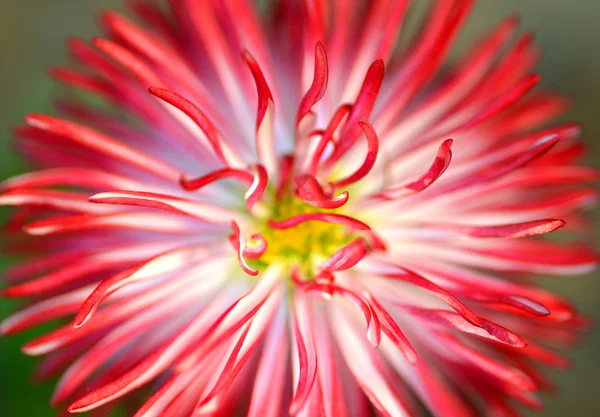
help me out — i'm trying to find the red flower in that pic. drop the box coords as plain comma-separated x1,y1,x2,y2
1,1,597,416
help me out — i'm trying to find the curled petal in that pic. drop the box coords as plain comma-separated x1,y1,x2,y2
243,51,277,174
149,87,244,168
230,221,259,276
333,120,380,187
269,213,370,231
320,238,370,272
180,168,254,191
294,174,349,209
244,164,268,212
243,234,268,259
297,42,329,126
377,139,453,199
308,104,352,174
242,51,273,130
328,59,385,164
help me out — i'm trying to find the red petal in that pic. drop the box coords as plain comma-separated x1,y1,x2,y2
431,219,566,238
296,42,329,125
180,168,253,191
25,114,180,182
320,239,370,272
89,191,243,225
328,59,384,164
269,212,370,231
244,164,268,213
381,265,482,327
289,292,318,415
230,221,259,276
294,174,349,209
333,120,380,187
377,139,453,199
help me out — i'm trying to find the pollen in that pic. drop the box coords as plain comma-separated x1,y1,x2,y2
254,193,358,274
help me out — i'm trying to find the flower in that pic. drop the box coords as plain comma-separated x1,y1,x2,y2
1,0,597,415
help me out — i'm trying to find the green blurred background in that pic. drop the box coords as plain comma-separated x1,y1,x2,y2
0,1,598,416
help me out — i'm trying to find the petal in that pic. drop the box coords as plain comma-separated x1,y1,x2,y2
289,291,318,415
246,312,288,417
269,212,370,231
331,306,412,417
296,42,329,126
333,120,380,187
242,51,278,175
89,191,245,225
429,219,566,239
377,139,453,199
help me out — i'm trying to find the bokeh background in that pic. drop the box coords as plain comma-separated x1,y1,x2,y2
0,1,598,416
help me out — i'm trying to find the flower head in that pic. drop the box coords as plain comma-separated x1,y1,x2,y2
1,1,597,416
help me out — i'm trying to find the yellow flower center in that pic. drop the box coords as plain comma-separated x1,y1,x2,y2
250,191,359,276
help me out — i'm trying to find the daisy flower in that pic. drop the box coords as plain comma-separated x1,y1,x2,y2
1,0,597,416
